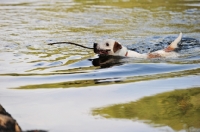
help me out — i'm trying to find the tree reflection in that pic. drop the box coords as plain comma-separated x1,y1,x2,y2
93,87,200,131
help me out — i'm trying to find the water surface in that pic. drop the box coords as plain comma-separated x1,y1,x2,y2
0,0,200,131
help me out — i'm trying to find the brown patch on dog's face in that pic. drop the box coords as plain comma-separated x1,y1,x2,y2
113,41,122,53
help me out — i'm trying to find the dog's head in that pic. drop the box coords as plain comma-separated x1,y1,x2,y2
93,39,124,56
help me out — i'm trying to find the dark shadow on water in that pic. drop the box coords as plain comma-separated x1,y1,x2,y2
127,36,200,54
92,87,200,132
89,55,126,68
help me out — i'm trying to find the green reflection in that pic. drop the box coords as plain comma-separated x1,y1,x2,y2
93,87,200,131
13,68,200,89
75,0,200,10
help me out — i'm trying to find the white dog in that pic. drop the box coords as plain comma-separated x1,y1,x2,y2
94,33,182,58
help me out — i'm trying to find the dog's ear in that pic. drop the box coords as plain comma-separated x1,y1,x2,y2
113,41,122,53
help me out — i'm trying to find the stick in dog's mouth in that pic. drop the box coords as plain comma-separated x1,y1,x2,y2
47,41,110,55
48,41,93,50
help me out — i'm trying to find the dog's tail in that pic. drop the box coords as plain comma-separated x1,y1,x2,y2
164,32,182,52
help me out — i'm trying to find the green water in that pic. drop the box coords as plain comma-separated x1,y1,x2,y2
93,87,200,132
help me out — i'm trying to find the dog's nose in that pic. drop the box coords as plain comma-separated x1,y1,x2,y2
93,43,97,47
93,43,98,53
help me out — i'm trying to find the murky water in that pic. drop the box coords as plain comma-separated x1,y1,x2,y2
0,0,200,132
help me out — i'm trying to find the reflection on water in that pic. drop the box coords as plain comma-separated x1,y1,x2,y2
93,87,200,132
0,0,200,131
12,65,200,89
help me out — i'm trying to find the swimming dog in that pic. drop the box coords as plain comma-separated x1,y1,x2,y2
93,33,182,58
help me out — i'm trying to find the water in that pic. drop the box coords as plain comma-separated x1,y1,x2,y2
0,0,200,132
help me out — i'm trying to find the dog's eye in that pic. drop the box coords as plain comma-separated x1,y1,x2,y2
106,43,109,46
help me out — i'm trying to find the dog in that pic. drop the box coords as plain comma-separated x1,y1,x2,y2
93,33,182,58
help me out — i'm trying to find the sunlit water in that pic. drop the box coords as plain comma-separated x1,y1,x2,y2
0,0,200,132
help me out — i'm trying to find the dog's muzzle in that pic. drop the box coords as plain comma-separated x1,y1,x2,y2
93,43,111,55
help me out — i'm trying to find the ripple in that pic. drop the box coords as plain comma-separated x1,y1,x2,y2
0,0,200,132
